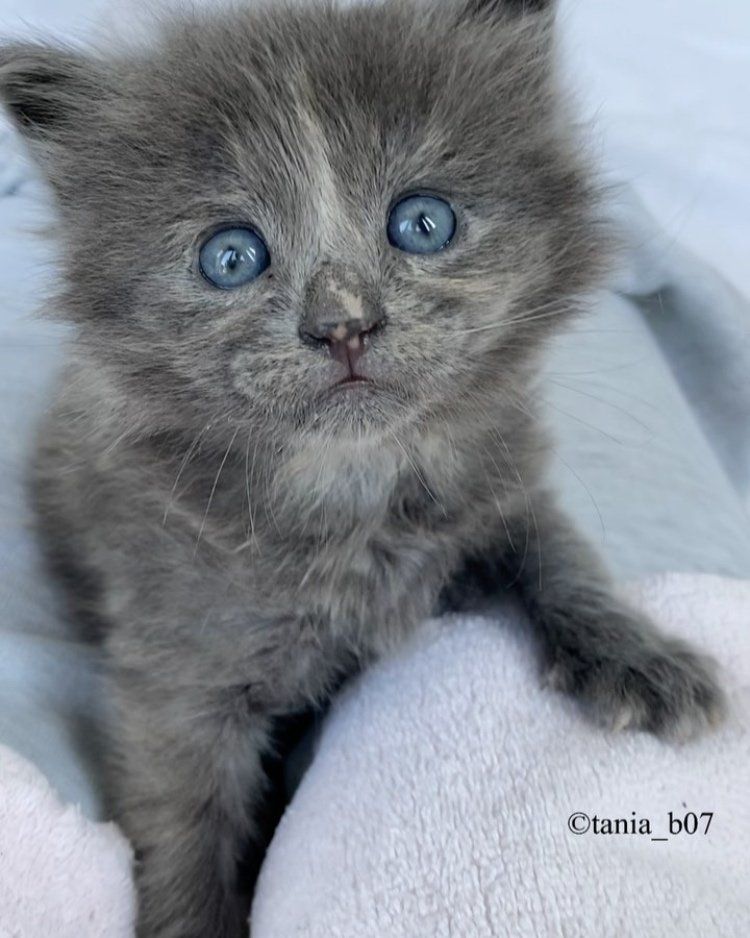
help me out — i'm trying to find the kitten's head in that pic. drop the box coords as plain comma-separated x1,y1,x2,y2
0,0,604,454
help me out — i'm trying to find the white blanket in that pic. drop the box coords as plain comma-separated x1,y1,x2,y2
1,574,748,937
253,575,750,937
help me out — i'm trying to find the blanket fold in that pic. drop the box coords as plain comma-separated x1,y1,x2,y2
251,574,750,938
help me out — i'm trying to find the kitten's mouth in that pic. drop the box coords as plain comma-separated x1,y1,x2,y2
332,375,371,390
320,374,377,403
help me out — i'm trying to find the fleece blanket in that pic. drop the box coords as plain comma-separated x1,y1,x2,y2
1,573,748,937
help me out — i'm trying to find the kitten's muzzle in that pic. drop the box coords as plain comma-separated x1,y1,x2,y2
298,316,385,379
299,263,385,381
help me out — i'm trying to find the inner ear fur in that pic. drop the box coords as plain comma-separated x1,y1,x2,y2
0,42,103,139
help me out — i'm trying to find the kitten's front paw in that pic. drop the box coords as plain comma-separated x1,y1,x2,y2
545,630,726,742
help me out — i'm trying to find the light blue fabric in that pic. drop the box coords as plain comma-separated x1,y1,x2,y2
542,194,750,580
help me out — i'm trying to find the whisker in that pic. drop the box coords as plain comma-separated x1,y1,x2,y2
546,378,653,435
194,426,239,556
163,422,211,526
243,431,260,548
388,429,444,514
542,399,624,446
550,448,606,545
452,299,569,338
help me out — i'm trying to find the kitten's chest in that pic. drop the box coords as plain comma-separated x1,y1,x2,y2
229,437,477,663
259,515,456,655
225,519,455,712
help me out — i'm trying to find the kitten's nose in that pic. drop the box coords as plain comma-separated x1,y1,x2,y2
300,264,385,371
299,317,383,369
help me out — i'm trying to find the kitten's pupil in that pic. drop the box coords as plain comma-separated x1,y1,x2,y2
220,248,240,272
417,213,436,236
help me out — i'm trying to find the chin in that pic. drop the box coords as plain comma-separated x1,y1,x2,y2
306,381,409,438
277,413,407,515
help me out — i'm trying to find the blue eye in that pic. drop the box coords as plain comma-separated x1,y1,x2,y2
199,226,270,289
387,194,456,254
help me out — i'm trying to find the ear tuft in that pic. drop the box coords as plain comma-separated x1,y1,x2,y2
0,42,98,138
463,0,554,20
503,0,553,10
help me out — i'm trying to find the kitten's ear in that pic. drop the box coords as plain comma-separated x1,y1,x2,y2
0,42,106,151
461,0,555,20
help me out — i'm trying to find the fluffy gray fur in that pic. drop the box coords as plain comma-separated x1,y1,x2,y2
0,1,725,935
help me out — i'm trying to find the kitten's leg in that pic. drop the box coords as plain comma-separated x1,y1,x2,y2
107,675,272,938
504,491,726,740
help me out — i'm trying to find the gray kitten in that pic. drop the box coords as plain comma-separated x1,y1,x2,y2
0,1,725,935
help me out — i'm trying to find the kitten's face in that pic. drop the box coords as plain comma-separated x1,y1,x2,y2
1,0,601,450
